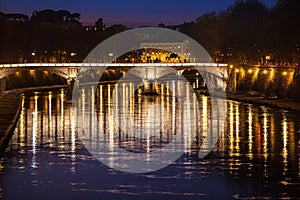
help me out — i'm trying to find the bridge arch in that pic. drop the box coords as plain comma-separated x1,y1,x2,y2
0,67,70,80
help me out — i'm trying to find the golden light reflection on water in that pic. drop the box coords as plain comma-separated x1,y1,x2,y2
5,83,300,189
99,85,103,135
78,81,203,159
9,90,81,173
48,92,52,137
70,90,76,173
60,90,64,133
91,86,95,140
262,107,269,177
225,100,300,183
81,88,85,135
228,101,242,174
107,84,115,167
184,83,192,152
282,113,288,176
248,105,253,161
247,104,254,175
229,101,234,158
198,94,211,155
228,102,235,174
19,96,25,148
269,112,275,157
202,96,208,138
31,95,38,169
235,104,240,157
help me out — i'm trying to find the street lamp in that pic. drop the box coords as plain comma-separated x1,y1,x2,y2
70,52,77,62
31,52,36,62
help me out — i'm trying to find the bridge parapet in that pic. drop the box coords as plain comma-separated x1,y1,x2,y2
0,64,82,80
0,62,231,92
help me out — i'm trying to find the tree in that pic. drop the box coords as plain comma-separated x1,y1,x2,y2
56,10,71,22
273,0,300,57
221,0,270,64
68,12,81,24
5,13,29,22
158,22,166,28
95,18,105,30
30,9,59,23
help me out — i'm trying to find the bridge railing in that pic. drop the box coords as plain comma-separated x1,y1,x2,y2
0,63,228,68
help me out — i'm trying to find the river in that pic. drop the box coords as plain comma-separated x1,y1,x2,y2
0,82,299,199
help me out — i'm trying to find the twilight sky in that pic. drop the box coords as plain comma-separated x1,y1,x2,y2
0,0,276,27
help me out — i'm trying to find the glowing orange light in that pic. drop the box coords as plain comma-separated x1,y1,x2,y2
283,71,287,76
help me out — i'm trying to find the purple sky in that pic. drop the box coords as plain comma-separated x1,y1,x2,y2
0,0,276,27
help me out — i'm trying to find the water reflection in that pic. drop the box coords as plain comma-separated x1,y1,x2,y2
0,85,299,199
79,82,202,155
248,105,253,161
77,82,203,171
31,94,38,170
247,105,254,176
18,96,25,150
282,113,287,175
226,101,300,188
262,107,268,177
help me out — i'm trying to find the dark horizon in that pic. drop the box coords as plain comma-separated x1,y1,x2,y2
0,0,276,27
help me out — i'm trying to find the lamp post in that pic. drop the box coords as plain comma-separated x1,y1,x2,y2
31,52,36,63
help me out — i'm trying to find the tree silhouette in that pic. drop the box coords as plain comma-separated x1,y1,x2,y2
158,22,166,28
68,12,81,24
5,13,28,22
95,18,105,30
31,9,59,23
56,10,71,22
30,10,81,25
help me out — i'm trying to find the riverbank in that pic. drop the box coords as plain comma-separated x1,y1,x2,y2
12,84,68,93
0,91,21,153
226,93,300,111
0,85,70,152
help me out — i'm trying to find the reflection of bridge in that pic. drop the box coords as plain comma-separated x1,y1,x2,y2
0,62,230,92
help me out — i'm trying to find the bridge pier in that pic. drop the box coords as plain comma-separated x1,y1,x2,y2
67,78,79,98
141,80,159,95
222,79,228,92
177,70,184,77
66,66,79,98
227,70,237,93
0,78,6,93
68,67,79,79
146,67,156,80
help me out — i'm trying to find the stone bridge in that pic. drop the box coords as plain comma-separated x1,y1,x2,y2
0,62,230,92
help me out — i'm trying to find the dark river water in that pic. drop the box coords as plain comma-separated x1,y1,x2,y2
0,82,300,199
